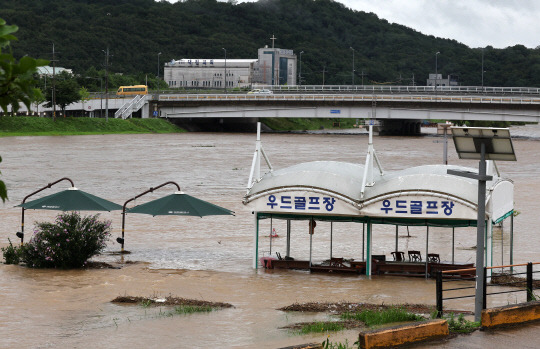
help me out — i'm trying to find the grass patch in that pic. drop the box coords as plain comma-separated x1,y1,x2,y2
171,304,215,315
340,306,424,327
297,321,347,334
0,116,184,136
444,313,480,334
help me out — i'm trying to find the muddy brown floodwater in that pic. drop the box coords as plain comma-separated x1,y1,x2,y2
1,125,540,348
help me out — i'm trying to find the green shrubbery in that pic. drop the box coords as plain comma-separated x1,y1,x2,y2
1,212,111,268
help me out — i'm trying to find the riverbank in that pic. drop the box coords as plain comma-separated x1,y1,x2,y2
0,116,184,136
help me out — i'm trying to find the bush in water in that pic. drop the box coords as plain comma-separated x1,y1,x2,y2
3,212,111,268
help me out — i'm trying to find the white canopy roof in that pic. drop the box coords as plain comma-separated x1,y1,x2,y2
244,139,513,223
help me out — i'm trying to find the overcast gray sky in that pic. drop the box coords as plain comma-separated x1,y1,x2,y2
193,0,540,49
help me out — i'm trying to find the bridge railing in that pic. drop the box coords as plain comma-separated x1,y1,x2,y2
158,93,540,105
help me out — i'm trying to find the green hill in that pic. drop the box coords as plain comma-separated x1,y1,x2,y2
3,0,540,87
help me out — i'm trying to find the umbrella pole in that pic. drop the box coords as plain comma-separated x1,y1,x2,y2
18,177,75,245
120,209,126,252
19,207,25,245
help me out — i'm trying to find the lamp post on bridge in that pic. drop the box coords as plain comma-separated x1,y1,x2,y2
435,51,440,92
481,48,485,92
350,47,355,86
299,51,303,86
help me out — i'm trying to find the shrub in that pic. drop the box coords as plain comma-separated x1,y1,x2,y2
8,212,112,268
1,238,20,264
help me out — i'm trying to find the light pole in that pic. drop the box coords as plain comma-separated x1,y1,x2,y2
350,47,355,86
157,52,162,94
435,51,440,91
157,52,162,79
299,51,303,86
481,48,485,91
222,48,227,93
102,47,110,121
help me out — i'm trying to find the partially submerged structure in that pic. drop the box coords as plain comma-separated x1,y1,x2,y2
243,123,515,276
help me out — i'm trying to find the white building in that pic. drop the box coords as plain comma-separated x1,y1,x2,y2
163,46,297,89
426,74,458,87
164,58,257,89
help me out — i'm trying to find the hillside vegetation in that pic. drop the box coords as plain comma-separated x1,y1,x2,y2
2,0,540,88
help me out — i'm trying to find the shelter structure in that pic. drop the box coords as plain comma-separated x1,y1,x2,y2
243,123,515,276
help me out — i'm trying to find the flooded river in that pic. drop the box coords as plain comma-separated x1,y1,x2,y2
1,125,540,348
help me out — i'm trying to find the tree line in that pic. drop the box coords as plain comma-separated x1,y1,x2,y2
2,0,540,88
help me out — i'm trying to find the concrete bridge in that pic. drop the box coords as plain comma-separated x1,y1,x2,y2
155,90,540,134
18,85,540,134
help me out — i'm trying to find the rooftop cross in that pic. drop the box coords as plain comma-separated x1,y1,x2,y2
270,34,277,49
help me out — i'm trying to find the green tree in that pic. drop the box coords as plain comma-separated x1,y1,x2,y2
79,86,90,116
0,18,46,115
0,17,46,203
44,70,80,117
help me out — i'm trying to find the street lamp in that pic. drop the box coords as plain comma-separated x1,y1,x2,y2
157,52,162,94
481,48,485,91
350,47,355,86
435,51,440,91
157,52,162,79
102,47,110,121
299,51,303,86
222,48,227,93
447,127,517,322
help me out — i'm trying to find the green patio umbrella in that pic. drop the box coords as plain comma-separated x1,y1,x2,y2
127,192,234,217
17,187,122,212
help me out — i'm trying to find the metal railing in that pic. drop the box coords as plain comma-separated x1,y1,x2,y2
157,85,540,96
436,262,540,318
114,95,146,119
158,93,540,105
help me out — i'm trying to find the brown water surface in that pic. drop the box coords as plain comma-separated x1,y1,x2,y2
1,126,540,348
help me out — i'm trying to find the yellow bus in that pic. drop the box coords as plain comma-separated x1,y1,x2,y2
116,85,148,96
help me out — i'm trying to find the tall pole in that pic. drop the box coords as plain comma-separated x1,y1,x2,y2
103,47,110,121
270,34,277,86
222,48,227,93
299,51,303,86
435,51,440,91
157,52,162,94
475,142,487,322
481,48,484,91
157,52,162,79
52,43,57,121
350,47,355,86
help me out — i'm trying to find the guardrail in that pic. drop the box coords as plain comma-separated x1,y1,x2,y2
159,93,540,105
435,262,540,318
155,85,540,96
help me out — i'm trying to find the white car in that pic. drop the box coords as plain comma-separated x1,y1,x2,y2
248,89,273,94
